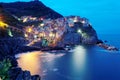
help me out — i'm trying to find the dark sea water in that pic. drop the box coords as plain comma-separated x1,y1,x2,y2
16,34,120,80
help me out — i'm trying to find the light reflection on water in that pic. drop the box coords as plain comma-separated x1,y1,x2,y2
72,46,86,70
17,51,66,76
71,46,87,79
16,46,87,80
17,51,43,75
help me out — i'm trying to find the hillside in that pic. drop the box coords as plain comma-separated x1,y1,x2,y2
0,5,20,26
0,1,63,19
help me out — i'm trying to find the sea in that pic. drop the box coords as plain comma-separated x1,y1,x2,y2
16,34,120,80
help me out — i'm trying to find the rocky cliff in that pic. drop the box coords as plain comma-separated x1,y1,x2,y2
59,22,98,47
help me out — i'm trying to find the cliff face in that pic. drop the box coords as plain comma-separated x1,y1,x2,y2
60,22,98,46
0,1,63,19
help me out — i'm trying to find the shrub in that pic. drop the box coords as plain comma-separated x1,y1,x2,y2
0,58,12,80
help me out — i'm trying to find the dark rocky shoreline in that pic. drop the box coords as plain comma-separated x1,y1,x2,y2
0,56,41,80
0,38,41,80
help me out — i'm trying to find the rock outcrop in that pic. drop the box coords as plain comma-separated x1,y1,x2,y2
59,22,98,47
9,68,41,80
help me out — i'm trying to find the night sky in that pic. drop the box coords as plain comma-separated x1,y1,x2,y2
1,0,120,34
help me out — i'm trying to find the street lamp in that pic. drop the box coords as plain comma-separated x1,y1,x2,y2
77,29,82,33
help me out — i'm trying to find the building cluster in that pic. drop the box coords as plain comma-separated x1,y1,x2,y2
21,15,90,47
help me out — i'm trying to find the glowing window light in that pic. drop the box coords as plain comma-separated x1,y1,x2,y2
39,32,45,37
73,19,78,22
73,17,78,22
39,33,43,37
24,33,28,37
81,20,85,24
49,32,53,37
27,27,32,33
34,35,37,39
30,17,36,20
23,18,28,22
40,23,44,27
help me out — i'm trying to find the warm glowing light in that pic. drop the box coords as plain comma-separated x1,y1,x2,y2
40,23,44,27
0,21,8,28
23,18,28,22
17,51,43,75
27,27,32,33
49,32,54,37
23,16,90,47
30,17,36,20
38,33,43,37
25,33,28,37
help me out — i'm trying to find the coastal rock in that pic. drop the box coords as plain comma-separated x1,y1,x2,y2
8,67,41,80
23,71,31,80
16,70,24,80
9,67,22,80
62,33,81,45
31,75,41,80
0,38,27,56
60,22,98,46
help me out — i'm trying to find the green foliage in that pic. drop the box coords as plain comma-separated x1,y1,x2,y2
0,59,12,80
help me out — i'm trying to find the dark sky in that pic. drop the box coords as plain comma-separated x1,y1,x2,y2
1,0,120,34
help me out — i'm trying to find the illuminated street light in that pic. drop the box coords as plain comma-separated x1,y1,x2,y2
73,17,78,22
77,29,82,33
34,35,37,39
